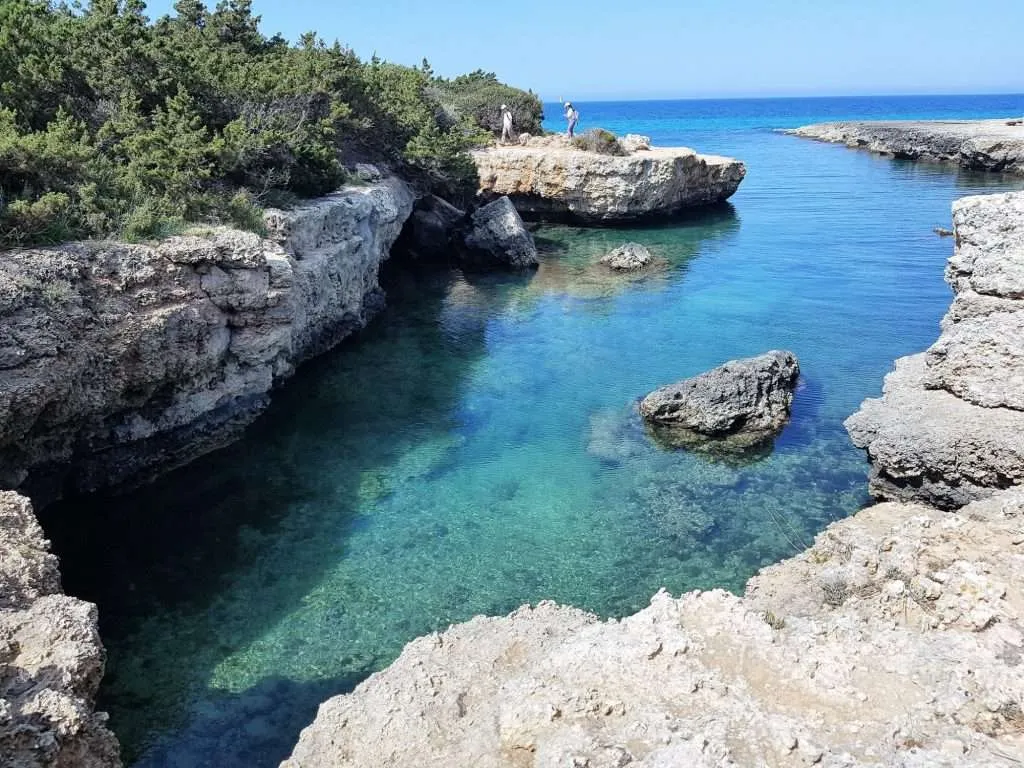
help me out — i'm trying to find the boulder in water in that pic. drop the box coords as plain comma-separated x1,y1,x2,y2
599,243,654,271
640,351,800,452
462,196,539,270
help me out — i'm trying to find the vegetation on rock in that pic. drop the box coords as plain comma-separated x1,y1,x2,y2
571,128,627,156
0,0,538,246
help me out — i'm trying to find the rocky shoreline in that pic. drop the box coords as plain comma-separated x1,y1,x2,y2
472,141,746,223
788,119,1024,174
0,491,121,766
0,177,414,502
846,191,1024,508
282,190,1024,766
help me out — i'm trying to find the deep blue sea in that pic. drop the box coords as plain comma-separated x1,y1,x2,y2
42,94,1024,767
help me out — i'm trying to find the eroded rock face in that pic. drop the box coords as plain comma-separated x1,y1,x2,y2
0,491,121,767
789,119,1024,174
0,178,414,500
639,351,800,453
599,242,654,271
462,196,539,270
846,191,1024,508
472,144,745,223
283,487,1024,767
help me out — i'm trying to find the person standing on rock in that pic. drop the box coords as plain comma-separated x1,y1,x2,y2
562,100,579,138
500,104,514,144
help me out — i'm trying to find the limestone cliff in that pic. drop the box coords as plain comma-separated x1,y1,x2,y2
472,142,745,223
789,119,1024,175
0,178,414,500
846,191,1024,508
0,491,120,767
284,487,1024,767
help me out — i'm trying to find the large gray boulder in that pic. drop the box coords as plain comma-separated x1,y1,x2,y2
640,351,800,452
462,196,538,269
846,191,1024,508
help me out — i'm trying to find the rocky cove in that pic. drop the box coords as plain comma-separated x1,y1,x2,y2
4,102,1024,768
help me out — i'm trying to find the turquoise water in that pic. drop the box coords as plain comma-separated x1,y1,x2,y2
42,94,1024,767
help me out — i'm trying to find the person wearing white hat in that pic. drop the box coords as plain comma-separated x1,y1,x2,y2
561,100,579,138
500,104,514,144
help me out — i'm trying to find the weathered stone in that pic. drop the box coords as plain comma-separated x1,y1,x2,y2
0,178,414,500
462,196,539,270
620,134,652,152
400,194,467,262
789,119,1024,174
0,491,121,767
846,191,1024,508
599,242,654,271
472,144,745,223
283,487,1024,768
639,351,800,452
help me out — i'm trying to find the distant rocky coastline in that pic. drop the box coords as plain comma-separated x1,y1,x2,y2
282,190,1024,767
788,119,1024,174
472,137,746,223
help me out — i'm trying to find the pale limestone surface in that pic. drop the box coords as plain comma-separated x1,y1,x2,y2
472,143,745,223
283,487,1024,768
0,178,413,499
789,119,1024,174
847,191,1024,508
0,491,120,767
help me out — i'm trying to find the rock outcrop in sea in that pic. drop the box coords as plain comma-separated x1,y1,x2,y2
789,119,1024,174
599,242,655,272
640,350,800,453
461,196,539,269
0,491,120,767
0,177,414,500
472,139,746,223
846,191,1024,508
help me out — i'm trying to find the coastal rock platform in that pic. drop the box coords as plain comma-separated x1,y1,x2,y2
846,191,1024,508
472,141,746,223
789,119,1024,174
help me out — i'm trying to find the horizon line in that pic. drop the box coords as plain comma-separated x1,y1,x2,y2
536,90,1024,104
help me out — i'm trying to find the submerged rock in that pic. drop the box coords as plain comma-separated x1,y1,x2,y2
283,486,1024,768
599,242,654,271
472,143,745,223
462,196,539,270
789,119,1024,174
0,177,415,500
639,351,800,453
0,491,121,767
846,191,1024,508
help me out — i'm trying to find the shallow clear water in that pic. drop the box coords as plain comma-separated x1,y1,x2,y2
42,94,1024,767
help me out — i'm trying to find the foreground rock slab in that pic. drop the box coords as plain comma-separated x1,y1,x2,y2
789,119,1024,174
472,142,745,223
847,191,1024,508
640,350,799,453
0,491,121,767
284,486,1024,768
0,178,414,500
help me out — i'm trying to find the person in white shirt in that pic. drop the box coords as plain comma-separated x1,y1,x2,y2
500,104,514,144
562,101,579,138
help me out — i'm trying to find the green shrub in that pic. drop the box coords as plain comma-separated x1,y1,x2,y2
572,128,627,156
0,1,538,247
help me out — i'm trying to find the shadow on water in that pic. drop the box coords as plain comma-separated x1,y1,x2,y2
38,261,536,766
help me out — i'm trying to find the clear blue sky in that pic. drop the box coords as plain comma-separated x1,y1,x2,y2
142,0,1024,100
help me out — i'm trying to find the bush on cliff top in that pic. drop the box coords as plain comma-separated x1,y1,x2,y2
572,129,627,156
0,0,537,247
